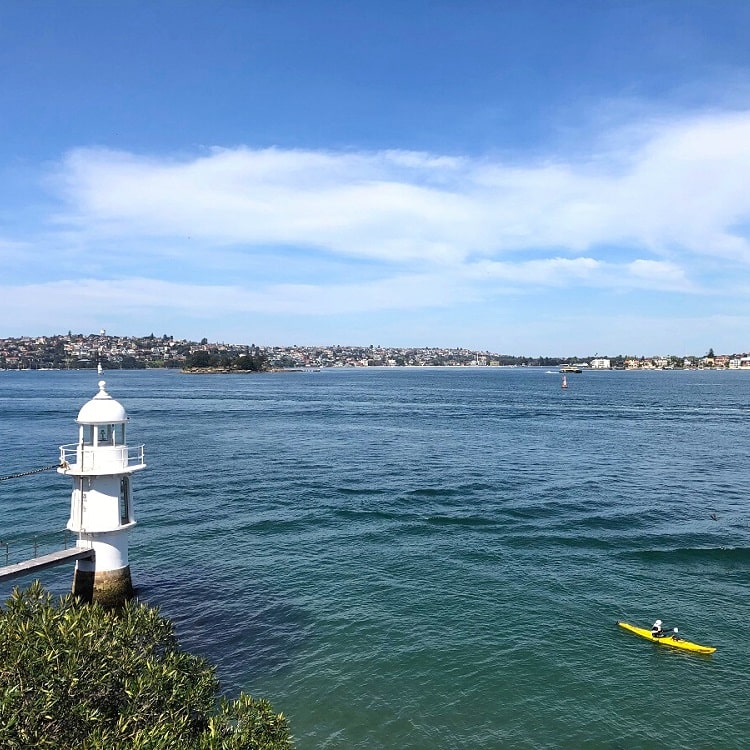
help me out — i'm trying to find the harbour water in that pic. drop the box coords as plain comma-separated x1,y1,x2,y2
1,367,749,748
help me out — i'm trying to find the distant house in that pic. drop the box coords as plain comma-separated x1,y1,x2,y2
590,358,611,369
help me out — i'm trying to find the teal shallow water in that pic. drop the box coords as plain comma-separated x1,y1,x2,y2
2,368,749,748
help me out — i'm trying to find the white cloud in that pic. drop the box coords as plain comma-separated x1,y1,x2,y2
0,273,468,323
464,256,692,292
626,259,689,287
467,257,602,285
53,147,478,263
48,110,750,277
0,107,745,345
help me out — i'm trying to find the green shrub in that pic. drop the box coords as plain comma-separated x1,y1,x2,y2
0,582,291,749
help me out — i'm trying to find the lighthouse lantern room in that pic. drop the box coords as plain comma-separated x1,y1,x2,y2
58,380,146,606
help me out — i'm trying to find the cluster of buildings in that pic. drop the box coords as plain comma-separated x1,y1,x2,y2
0,334,512,369
589,355,750,370
0,333,189,370
262,344,513,368
0,332,748,370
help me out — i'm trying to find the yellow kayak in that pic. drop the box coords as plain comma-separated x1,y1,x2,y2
617,621,716,654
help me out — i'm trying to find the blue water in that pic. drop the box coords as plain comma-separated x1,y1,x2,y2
2,368,749,748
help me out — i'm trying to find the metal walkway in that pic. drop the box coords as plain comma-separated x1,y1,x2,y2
0,548,94,583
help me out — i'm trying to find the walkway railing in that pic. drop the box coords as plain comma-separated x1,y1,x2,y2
0,530,85,567
0,530,94,583
0,548,95,583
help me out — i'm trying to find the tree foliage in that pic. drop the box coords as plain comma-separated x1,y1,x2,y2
185,349,268,371
0,582,292,749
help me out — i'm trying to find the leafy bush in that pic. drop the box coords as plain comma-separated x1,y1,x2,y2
0,582,292,749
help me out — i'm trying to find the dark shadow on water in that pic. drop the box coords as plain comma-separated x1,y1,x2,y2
135,568,312,696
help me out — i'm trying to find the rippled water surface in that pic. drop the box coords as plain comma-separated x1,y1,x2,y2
2,367,750,748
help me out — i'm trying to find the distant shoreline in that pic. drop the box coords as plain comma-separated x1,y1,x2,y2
3,365,750,373
180,367,302,374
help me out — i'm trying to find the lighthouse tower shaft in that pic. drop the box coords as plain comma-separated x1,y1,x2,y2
58,381,146,607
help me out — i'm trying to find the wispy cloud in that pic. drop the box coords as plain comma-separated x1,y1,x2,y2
4,108,750,343
0,272,468,319
465,256,692,292
49,110,750,272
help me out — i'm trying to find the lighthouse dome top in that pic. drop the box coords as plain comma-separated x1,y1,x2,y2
76,381,128,424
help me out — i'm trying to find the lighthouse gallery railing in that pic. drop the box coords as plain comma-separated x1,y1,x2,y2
59,444,146,473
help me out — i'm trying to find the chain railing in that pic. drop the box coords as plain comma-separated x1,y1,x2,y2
0,463,64,482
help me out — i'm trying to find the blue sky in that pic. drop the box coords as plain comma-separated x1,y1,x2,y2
2,1,750,356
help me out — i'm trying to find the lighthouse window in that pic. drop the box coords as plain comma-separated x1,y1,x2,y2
120,477,130,524
98,425,114,445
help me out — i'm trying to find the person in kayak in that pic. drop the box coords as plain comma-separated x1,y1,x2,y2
651,619,665,637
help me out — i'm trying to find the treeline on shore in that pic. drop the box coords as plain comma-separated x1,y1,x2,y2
183,347,269,372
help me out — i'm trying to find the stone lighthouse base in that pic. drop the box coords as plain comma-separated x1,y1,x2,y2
72,564,134,608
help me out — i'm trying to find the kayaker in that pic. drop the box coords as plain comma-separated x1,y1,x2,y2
671,627,681,641
651,619,665,638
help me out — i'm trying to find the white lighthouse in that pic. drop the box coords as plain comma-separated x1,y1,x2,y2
58,380,146,606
